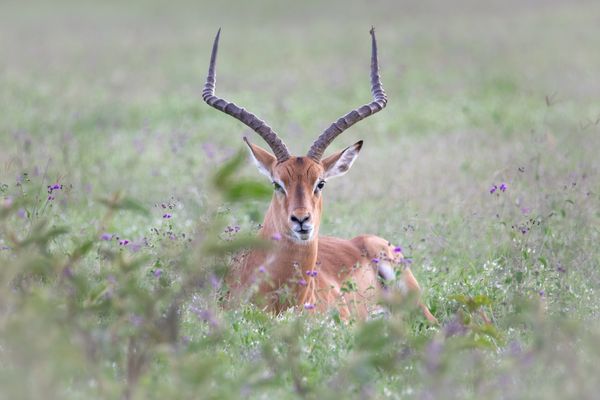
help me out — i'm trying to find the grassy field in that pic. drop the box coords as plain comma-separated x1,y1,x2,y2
1,1,599,398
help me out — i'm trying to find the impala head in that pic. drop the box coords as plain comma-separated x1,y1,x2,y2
203,28,387,242
244,138,363,242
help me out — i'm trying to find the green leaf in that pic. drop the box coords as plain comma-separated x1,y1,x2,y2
204,235,271,255
451,294,492,312
341,279,358,293
515,271,524,283
224,180,272,201
212,150,246,188
98,195,150,217
70,239,95,260
18,224,69,248
355,319,388,351
472,294,492,307
243,307,270,325
474,323,503,341
450,294,469,305
330,309,342,325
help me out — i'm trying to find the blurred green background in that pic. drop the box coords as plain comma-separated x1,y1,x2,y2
1,1,599,399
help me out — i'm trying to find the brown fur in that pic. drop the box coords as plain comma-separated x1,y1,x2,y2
226,143,437,323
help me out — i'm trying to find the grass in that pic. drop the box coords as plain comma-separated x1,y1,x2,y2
1,0,599,398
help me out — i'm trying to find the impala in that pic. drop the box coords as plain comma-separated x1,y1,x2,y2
203,28,437,323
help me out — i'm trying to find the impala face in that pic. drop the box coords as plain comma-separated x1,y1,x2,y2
245,139,363,242
271,156,323,242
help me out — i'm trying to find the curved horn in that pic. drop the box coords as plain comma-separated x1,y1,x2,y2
202,29,291,162
307,27,387,161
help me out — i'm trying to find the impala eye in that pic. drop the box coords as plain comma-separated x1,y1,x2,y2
273,182,284,193
315,180,326,192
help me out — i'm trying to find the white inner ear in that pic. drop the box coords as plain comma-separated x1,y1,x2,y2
247,149,274,181
324,145,361,180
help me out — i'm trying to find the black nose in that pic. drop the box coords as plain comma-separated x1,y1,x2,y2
290,214,310,225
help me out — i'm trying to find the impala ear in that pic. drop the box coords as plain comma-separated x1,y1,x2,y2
322,140,363,180
244,137,276,180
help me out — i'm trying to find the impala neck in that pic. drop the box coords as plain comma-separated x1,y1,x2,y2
259,202,319,276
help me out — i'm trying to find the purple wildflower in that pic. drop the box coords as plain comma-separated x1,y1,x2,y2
202,142,216,159
444,318,468,338
198,309,214,323
521,207,531,215
129,314,144,327
153,269,162,278
539,290,545,297
508,340,523,356
371,257,380,264
297,278,307,286
258,265,266,273
163,213,172,219
62,266,74,279
100,233,112,241
129,241,143,252
400,258,413,265
47,195,55,201
499,183,507,192
489,184,498,194
393,246,402,253
425,340,443,374
305,270,318,278
304,303,316,310
17,208,26,219
119,239,129,246
190,306,218,326
225,225,241,234
47,184,63,194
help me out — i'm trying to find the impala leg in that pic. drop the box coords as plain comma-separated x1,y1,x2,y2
400,268,438,325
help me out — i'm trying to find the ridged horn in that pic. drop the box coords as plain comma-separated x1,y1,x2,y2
307,27,387,161
202,29,291,162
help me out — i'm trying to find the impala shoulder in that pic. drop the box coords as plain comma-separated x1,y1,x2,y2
350,235,395,255
317,236,363,264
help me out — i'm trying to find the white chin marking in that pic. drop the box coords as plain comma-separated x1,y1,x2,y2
290,231,314,243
